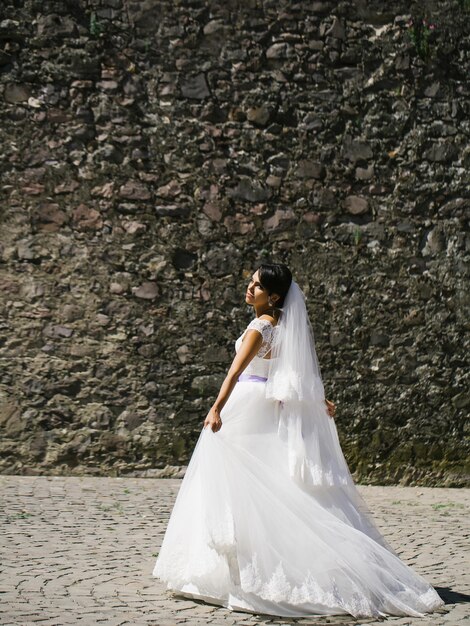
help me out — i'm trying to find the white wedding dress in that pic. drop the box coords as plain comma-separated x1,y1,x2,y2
152,317,445,618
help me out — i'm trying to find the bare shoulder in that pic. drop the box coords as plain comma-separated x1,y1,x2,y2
258,312,279,328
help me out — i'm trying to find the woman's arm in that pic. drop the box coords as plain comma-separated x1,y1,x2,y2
203,328,264,432
325,398,336,419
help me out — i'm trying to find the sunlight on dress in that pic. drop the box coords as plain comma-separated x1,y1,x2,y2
153,318,445,618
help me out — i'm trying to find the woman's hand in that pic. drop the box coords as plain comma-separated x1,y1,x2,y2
203,406,223,432
325,398,336,419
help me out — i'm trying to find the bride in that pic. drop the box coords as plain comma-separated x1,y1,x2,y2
152,262,445,618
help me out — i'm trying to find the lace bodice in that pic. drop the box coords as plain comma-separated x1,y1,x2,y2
235,317,279,378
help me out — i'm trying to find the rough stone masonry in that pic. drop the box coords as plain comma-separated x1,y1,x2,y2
0,0,468,485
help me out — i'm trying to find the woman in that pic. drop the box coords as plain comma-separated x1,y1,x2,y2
153,263,445,618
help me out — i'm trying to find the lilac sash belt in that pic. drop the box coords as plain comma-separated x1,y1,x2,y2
238,373,268,383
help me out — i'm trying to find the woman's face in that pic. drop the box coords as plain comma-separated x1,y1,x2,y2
245,269,271,307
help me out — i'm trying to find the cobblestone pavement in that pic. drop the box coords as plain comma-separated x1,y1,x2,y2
0,476,468,626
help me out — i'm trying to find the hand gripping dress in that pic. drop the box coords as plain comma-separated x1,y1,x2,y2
152,317,445,619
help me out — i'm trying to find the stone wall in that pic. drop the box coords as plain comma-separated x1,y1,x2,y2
0,0,468,485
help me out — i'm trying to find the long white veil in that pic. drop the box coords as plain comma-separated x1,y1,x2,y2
266,279,400,555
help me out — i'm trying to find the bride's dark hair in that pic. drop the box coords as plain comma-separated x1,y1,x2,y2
257,263,292,308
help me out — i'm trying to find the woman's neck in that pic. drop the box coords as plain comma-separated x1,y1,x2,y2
255,306,280,320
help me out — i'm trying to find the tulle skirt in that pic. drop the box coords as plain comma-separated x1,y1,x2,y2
152,379,445,618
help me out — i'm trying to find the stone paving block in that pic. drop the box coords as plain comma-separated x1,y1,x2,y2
0,477,468,626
